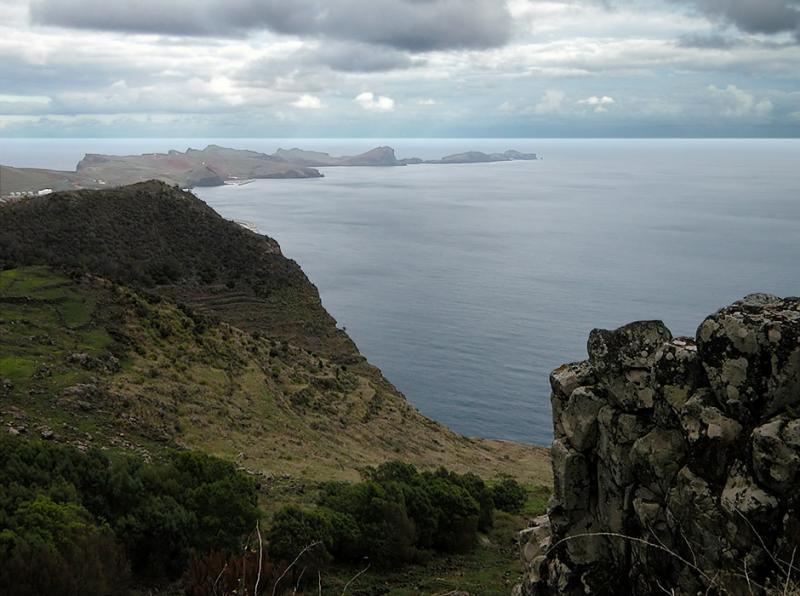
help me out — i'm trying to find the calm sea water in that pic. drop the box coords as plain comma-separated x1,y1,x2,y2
2,138,799,444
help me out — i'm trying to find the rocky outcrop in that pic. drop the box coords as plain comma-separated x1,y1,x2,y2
518,294,800,595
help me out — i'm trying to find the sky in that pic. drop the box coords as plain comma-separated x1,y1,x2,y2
0,0,799,137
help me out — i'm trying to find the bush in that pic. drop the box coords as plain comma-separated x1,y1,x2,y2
426,468,494,532
0,495,129,596
424,478,480,552
0,436,260,588
491,478,527,513
297,461,521,567
321,480,417,566
267,505,332,566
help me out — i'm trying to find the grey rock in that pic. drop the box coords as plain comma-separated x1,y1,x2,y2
588,320,672,411
751,416,800,495
551,439,590,512
561,387,603,452
680,389,743,482
697,295,800,420
520,295,800,596
721,461,779,519
550,361,595,437
631,428,686,495
654,337,701,412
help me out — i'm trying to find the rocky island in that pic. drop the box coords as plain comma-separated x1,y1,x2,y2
0,144,538,199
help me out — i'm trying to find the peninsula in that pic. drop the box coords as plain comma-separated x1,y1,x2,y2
0,145,538,198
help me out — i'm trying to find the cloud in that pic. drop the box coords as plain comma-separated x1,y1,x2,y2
355,91,395,112
532,89,566,114
0,93,52,114
707,83,773,117
676,33,739,48
669,0,800,41
30,0,513,51
578,95,615,112
307,42,417,73
291,94,322,109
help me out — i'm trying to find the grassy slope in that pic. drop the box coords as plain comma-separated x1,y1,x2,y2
0,181,550,486
0,266,549,486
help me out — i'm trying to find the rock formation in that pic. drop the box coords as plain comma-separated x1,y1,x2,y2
518,294,800,595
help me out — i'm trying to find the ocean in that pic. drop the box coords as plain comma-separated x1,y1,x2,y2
2,138,799,444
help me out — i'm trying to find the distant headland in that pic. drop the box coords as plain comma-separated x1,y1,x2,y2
0,145,538,198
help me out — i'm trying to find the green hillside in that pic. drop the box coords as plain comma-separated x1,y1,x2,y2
0,182,550,482
0,182,551,594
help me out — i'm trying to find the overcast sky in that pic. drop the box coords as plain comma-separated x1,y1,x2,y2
1,0,799,137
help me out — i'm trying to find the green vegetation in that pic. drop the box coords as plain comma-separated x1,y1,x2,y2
0,435,258,595
324,510,532,595
0,182,346,359
268,462,496,571
0,265,549,485
0,435,547,595
0,185,554,594
0,267,114,392
491,478,528,514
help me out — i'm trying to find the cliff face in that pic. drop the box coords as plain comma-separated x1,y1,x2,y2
519,294,800,595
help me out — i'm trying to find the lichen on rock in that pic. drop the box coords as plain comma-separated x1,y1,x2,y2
517,295,800,595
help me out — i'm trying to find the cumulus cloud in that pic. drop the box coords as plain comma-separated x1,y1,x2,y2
291,94,322,109
355,91,395,112
29,0,513,51
707,83,773,117
669,0,800,41
577,95,615,112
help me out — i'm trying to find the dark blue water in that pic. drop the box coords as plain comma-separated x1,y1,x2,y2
3,139,799,444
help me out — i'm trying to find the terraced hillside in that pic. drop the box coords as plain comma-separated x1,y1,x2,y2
0,182,550,485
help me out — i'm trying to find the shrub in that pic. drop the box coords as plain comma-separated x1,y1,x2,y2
426,468,494,532
0,436,260,585
266,505,332,568
320,481,416,566
0,495,129,596
424,478,480,552
491,478,527,513
310,461,517,565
